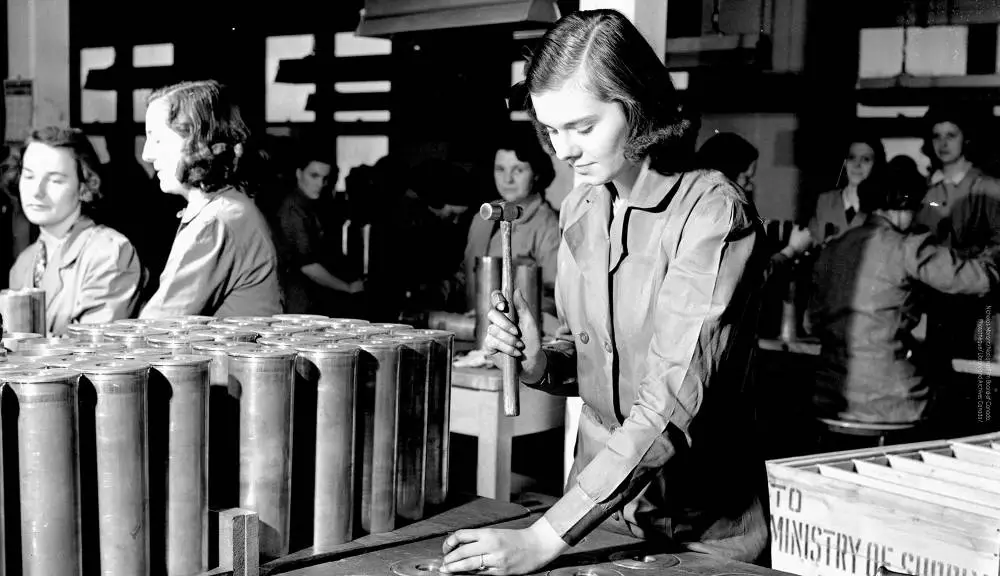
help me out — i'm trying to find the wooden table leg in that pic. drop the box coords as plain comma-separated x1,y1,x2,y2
477,390,514,501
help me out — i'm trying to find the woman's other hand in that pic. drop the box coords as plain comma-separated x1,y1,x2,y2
439,519,568,575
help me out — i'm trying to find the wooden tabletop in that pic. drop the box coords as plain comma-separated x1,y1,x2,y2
757,342,1000,378
453,365,505,391
259,498,531,575
952,358,1000,377
283,507,790,576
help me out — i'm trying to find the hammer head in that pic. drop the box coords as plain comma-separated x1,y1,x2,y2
480,201,523,222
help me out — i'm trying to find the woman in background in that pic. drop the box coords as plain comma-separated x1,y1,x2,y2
695,131,760,197
139,80,282,318
809,131,887,241
6,126,142,335
917,104,1000,254
696,131,813,266
915,104,1000,392
464,126,560,315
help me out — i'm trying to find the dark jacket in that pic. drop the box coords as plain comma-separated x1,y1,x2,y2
807,213,1000,423
534,164,770,563
273,189,356,316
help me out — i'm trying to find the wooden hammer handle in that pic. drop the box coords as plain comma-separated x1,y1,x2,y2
500,220,520,417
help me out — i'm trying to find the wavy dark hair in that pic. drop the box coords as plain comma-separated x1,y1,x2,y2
833,129,887,214
494,124,556,195
1,126,104,214
861,155,927,212
524,9,699,174
696,132,759,182
147,80,257,194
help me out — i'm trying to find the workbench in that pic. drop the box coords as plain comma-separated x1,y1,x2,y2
277,497,790,576
755,339,1000,452
450,365,566,501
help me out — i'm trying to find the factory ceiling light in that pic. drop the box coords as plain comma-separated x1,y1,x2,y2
356,0,560,37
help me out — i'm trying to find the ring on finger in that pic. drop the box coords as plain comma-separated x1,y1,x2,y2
479,554,487,571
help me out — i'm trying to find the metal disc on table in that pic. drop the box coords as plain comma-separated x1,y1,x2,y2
609,552,680,570
549,567,624,576
389,559,444,576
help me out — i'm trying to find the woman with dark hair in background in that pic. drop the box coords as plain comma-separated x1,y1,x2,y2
139,80,282,318
5,126,142,335
809,130,887,241
274,147,363,316
441,9,770,574
917,104,1000,251
915,104,1000,396
464,125,560,315
696,131,813,265
695,131,759,197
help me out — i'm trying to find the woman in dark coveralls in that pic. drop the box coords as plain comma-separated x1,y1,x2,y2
441,10,771,574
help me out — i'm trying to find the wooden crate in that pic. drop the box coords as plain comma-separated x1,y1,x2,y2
766,432,1000,576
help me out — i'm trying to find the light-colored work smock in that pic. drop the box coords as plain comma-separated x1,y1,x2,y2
140,187,282,319
9,215,142,335
530,163,770,563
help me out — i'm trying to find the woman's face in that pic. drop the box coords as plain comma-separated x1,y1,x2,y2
494,149,536,203
845,142,876,187
530,78,631,187
931,121,965,166
142,98,188,196
19,142,83,231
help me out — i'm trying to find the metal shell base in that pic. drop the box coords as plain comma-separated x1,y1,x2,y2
389,559,445,576
609,552,680,570
548,567,623,576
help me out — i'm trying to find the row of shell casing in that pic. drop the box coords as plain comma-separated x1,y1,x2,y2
0,313,454,576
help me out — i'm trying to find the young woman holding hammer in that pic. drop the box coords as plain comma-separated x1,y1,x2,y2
441,9,770,574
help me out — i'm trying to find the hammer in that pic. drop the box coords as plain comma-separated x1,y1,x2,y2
480,200,523,417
